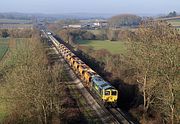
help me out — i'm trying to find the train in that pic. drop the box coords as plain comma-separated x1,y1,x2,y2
47,33,118,107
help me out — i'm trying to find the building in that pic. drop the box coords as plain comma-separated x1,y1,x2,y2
93,20,108,28
68,24,81,28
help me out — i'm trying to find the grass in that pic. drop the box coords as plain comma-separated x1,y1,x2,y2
77,40,127,54
168,20,180,27
0,100,8,122
0,38,30,122
0,38,28,60
178,28,180,32
0,38,9,60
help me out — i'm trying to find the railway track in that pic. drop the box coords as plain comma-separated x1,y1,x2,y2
88,86,133,124
52,46,119,124
43,30,134,124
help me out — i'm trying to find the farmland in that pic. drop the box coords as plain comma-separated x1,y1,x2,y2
0,39,9,60
168,19,180,27
0,38,30,61
0,38,30,122
0,19,33,29
77,40,127,54
0,19,32,24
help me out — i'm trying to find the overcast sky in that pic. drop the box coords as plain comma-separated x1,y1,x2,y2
0,0,180,14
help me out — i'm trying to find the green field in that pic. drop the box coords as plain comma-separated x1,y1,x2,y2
0,38,29,122
77,40,127,54
0,39,9,60
0,38,30,61
168,20,180,27
0,100,8,122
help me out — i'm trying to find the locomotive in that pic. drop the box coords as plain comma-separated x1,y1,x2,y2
48,34,118,107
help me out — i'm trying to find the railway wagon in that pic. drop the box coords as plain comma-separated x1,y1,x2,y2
70,56,79,67
84,70,97,83
74,60,85,70
48,33,118,107
66,53,75,62
78,64,90,76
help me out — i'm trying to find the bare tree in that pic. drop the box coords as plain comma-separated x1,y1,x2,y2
128,20,180,123
1,37,67,124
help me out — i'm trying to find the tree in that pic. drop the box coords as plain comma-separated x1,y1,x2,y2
1,37,68,124
167,11,177,17
106,29,119,41
128,20,180,123
1,29,9,38
108,14,142,28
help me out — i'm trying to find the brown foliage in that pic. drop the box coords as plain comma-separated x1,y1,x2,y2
128,20,180,123
0,29,34,38
0,37,68,124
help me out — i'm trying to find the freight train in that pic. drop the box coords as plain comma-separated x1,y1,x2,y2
47,33,118,107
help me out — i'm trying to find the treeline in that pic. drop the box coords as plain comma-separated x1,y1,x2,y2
49,18,179,123
108,14,142,28
75,21,180,123
0,13,32,20
0,29,34,38
162,11,178,18
0,36,82,123
128,21,179,124
50,28,130,45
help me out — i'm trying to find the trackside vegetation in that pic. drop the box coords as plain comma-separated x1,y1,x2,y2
0,36,74,123
128,21,179,124
0,34,103,124
47,17,180,123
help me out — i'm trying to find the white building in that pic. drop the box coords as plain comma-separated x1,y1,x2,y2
68,25,81,28
93,20,108,27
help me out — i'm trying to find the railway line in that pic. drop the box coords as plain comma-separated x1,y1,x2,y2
42,30,135,124
51,44,120,124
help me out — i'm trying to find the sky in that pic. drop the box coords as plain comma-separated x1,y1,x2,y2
0,0,180,15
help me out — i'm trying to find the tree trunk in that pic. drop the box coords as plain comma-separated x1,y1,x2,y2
169,83,175,124
42,104,47,124
143,75,147,113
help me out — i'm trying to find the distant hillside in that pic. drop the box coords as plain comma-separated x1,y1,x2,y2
0,12,32,20
156,16,180,21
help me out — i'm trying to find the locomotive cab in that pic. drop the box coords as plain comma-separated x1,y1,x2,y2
103,88,118,103
91,76,118,107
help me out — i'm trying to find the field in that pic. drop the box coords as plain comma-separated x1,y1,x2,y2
77,40,127,54
168,20,180,27
0,39,9,60
0,19,32,24
0,38,30,122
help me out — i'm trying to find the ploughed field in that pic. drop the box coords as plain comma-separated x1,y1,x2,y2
77,40,127,54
